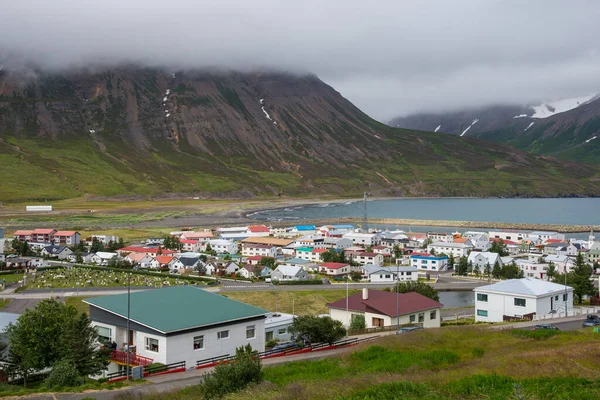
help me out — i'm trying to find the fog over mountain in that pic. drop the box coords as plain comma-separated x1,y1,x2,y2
2,0,600,120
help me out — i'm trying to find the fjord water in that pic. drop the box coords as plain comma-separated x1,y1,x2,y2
250,198,600,226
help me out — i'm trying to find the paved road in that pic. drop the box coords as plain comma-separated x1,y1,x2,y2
523,320,587,332
2,299,43,314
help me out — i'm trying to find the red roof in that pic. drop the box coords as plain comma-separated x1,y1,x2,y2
320,262,349,269
32,229,55,234
411,252,434,257
13,230,33,235
54,231,78,236
490,238,518,245
358,252,378,257
180,239,198,244
545,239,566,244
155,255,174,264
454,238,469,243
247,256,263,261
312,248,327,253
248,225,270,233
119,246,176,255
372,246,387,250
328,290,443,317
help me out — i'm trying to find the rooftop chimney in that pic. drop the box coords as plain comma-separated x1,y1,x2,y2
362,288,368,300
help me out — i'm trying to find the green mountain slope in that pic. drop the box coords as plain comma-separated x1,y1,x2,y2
0,67,599,202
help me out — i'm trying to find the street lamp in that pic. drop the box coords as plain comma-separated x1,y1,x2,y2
396,261,400,331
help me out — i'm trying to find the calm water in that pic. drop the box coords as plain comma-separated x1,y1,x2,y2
249,198,600,226
439,291,474,309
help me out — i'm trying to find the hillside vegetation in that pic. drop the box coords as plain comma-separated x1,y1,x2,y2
1,67,599,201
132,327,600,399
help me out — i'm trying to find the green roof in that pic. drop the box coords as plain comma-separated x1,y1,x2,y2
84,286,268,333
296,247,314,252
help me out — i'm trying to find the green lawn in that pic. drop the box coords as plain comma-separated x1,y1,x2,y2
64,296,92,315
0,299,11,309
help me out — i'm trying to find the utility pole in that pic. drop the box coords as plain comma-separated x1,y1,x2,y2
346,275,349,336
363,191,368,232
396,262,400,331
564,265,568,317
126,271,131,379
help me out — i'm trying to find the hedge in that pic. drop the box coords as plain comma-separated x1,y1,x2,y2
273,279,323,285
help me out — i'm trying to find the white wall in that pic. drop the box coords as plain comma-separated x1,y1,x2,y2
330,307,441,329
475,290,574,322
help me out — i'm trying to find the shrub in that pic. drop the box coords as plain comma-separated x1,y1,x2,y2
265,339,279,349
200,344,261,399
510,329,560,340
349,314,366,330
45,360,82,388
272,279,323,285
471,347,486,358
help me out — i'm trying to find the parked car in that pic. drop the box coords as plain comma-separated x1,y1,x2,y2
533,324,559,331
396,326,424,334
271,342,300,352
583,315,600,327
169,269,180,275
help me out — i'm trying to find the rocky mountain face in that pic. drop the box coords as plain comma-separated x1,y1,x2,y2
389,95,600,162
0,66,599,201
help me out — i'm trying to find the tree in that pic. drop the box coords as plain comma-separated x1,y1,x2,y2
321,248,345,263
365,246,373,252
484,262,492,282
60,312,110,377
546,262,557,281
288,315,346,345
260,257,276,268
393,245,402,259
456,256,468,276
349,270,363,281
492,261,501,279
75,250,83,264
489,240,509,256
349,314,366,330
90,237,103,253
19,241,30,256
163,235,172,250
447,253,455,267
467,261,474,275
570,253,595,304
392,281,440,302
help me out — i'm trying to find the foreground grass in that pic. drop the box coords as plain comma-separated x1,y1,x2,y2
223,290,361,315
128,326,600,399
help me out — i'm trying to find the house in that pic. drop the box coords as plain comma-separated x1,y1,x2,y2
342,232,380,247
280,257,319,272
180,240,201,253
246,225,271,238
463,233,491,251
265,313,295,342
41,245,73,260
172,256,201,271
150,255,176,269
371,246,392,256
542,242,565,255
327,288,442,328
271,265,309,281
290,225,317,235
12,230,34,242
32,228,57,244
117,246,177,258
145,238,166,246
427,232,454,242
180,231,214,243
467,251,503,272
319,262,351,276
217,226,250,240
224,261,241,275
245,256,263,266
259,266,272,278
322,237,353,249
362,265,418,283
294,235,326,248
474,278,574,322
207,239,238,254
67,251,93,264
241,237,294,249
527,231,566,243
427,241,473,258
241,244,277,258
410,253,448,273
488,230,526,242
126,253,154,268
90,235,119,245
5,256,48,269
514,259,549,280
295,247,324,262
85,286,268,376
351,252,384,267
52,231,81,246
91,252,119,265
544,254,575,273
239,264,259,279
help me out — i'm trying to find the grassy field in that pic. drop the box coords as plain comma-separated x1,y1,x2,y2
64,296,92,315
223,290,361,315
127,326,600,399
0,299,11,309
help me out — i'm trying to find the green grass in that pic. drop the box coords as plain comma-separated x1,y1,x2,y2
0,299,11,309
64,296,92,315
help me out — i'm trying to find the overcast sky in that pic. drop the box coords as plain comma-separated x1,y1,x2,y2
2,0,600,120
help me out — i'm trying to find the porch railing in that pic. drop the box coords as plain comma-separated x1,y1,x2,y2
109,350,154,367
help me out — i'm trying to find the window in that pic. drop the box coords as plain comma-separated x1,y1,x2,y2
477,309,488,317
217,330,229,340
193,336,204,350
406,272,411,276
409,314,416,323
145,337,159,352
385,274,391,279
430,310,437,320
418,313,424,323
514,298,526,307
555,295,559,301
477,293,488,302
266,331,274,341
563,294,568,301
246,325,256,339
277,328,287,335
96,326,111,344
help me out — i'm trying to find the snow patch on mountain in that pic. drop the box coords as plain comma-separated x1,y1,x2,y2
460,119,479,137
434,125,441,132
530,94,597,119
513,114,528,118
524,122,535,131
585,136,598,144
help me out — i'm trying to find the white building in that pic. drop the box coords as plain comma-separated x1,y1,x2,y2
265,313,295,342
207,239,238,254
342,232,380,247
241,244,277,258
328,288,442,328
427,241,473,258
410,253,449,273
280,258,319,273
319,262,351,276
362,265,418,283
270,265,309,281
91,252,119,265
488,230,526,242
527,231,566,243
351,252,384,267
474,278,574,322
467,251,502,272
85,286,268,376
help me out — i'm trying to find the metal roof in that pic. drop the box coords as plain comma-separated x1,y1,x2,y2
475,278,572,297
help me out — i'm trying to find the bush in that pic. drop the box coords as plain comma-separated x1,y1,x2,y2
510,329,560,340
272,279,323,285
45,360,82,388
265,339,279,349
349,314,366,330
199,345,261,399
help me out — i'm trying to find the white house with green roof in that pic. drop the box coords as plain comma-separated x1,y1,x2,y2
84,286,268,375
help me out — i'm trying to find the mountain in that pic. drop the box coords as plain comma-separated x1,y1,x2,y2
389,95,600,162
0,66,599,202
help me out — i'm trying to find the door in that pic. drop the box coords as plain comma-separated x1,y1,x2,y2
128,330,134,346
550,296,554,311
372,317,384,327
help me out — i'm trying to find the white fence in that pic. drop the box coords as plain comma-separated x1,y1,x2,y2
533,307,600,321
